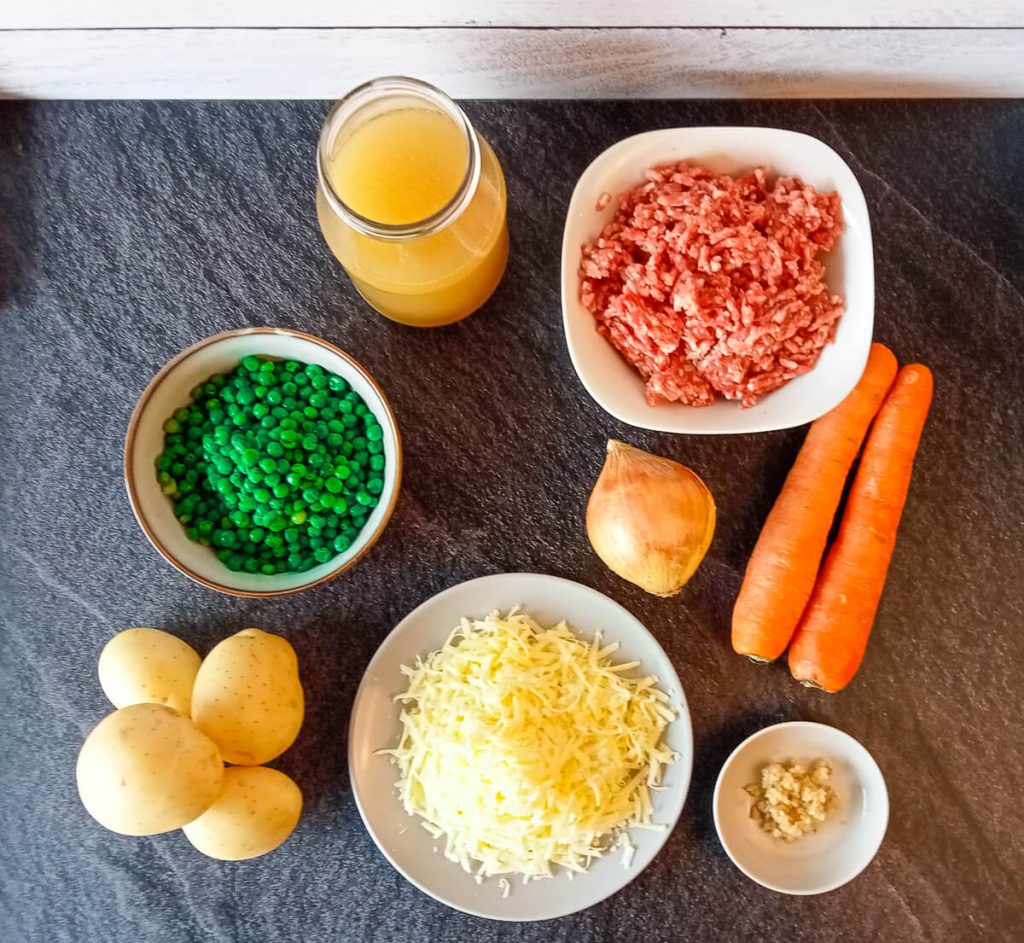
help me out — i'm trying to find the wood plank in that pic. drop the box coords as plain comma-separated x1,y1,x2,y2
2,1,1021,29
1,28,1021,99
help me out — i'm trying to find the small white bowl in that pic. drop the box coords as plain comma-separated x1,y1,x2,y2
561,127,874,434
713,721,888,895
124,327,401,597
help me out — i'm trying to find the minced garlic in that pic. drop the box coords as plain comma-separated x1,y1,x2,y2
745,760,835,842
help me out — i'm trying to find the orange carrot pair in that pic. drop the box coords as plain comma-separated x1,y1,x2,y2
732,344,933,692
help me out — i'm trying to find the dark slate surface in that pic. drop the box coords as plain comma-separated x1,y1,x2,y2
1,100,1022,943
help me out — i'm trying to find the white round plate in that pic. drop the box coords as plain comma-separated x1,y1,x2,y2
713,721,888,895
561,127,874,434
348,573,693,921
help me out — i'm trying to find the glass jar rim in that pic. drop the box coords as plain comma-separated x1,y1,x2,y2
316,76,481,242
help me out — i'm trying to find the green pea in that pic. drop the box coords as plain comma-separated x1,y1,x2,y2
267,441,284,458
333,535,352,553
328,375,348,392
214,530,237,548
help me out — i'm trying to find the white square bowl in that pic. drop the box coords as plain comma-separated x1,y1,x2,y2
560,127,874,434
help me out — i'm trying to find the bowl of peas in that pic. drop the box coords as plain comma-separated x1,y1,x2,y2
125,327,402,596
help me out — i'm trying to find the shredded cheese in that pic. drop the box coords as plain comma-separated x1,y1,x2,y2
386,609,676,880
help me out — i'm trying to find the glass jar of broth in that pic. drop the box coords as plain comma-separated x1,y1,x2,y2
316,76,509,327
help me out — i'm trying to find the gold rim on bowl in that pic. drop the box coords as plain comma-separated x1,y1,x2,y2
123,327,403,598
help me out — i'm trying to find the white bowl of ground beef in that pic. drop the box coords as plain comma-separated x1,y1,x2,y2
561,127,873,434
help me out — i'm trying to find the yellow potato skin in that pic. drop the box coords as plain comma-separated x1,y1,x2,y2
98,627,201,717
76,703,224,836
191,628,304,766
182,766,302,860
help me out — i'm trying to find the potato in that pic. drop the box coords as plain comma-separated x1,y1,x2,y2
76,703,224,835
182,766,302,860
98,627,201,717
191,628,303,765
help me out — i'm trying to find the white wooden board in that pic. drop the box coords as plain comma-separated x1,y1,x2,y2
3,1,1021,29
1,27,1021,99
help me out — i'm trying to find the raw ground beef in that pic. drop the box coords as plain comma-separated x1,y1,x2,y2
579,163,844,407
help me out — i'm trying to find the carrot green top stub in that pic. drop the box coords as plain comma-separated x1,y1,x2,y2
155,355,386,576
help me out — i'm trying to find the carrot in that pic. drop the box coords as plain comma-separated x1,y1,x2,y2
731,343,898,662
788,364,934,692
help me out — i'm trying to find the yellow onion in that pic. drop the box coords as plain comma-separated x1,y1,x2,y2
586,439,716,597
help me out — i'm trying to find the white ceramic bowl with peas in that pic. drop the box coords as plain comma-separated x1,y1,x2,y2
124,327,402,597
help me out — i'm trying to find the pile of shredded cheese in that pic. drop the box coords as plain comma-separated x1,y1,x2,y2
386,609,676,881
